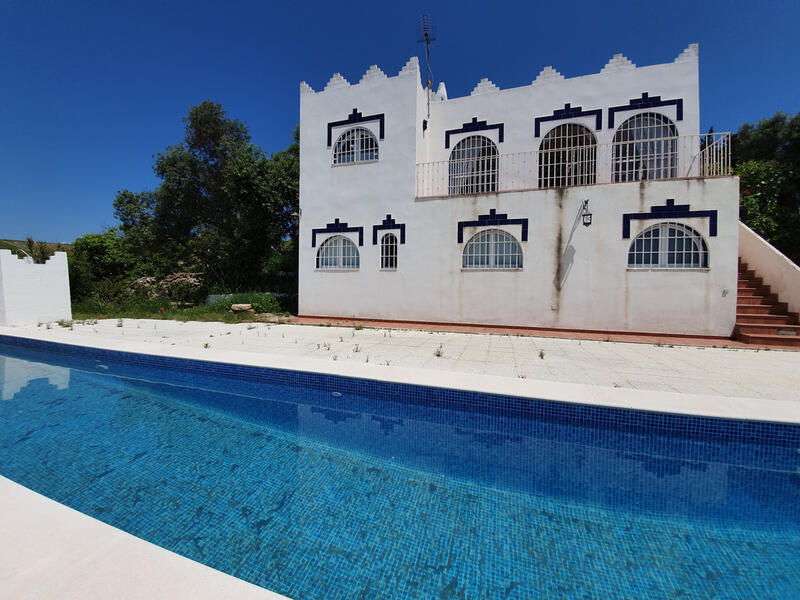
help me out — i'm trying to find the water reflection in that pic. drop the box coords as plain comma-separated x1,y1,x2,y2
0,355,69,400
1,348,798,526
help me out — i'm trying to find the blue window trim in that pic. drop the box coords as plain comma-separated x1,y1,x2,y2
372,214,406,245
608,92,684,129
312,219,364,247
534,103,603,137
622,199,717,239
327,109,385,147
457,209,528,243
445,117,504,149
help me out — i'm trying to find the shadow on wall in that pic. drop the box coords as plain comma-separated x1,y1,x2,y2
555,200,586,291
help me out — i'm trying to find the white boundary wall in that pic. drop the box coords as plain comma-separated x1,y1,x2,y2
0,250,72,325
739,223,800,314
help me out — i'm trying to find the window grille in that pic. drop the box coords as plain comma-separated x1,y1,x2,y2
462,229,522,269
627,222,708,269
538,124,597,188
332,127,379,165
448,135,499,195
316,235,360,269
380,233,398,270
613,112,678,182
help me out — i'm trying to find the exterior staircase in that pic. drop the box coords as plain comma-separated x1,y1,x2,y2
735,258,800,347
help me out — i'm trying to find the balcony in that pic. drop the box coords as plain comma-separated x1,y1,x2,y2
415,133,731,198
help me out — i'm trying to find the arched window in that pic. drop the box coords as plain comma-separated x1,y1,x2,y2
612,113,678,182
316,235,360,270
332,127,379,165
448,135,499,195
538,124,597,188
627,222,708,269
380,233,398,270
462,229,522,269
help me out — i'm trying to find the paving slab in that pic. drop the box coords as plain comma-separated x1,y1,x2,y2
0,477,288,600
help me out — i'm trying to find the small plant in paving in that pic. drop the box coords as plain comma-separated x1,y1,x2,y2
433,344,443,358
354,325,364,331
117,318,123,327
203,343,210,349
538,349,545,360
353,344,361,353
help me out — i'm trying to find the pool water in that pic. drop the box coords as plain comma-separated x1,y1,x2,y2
1,339,799,599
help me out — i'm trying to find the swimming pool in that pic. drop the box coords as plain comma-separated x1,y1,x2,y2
1,336,799,599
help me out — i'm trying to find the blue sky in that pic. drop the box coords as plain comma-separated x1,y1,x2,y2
1,0,798,243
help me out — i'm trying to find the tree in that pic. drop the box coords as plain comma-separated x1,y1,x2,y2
69,230,132,301
24,237,54,264
113,102,298,291
732,111,800,264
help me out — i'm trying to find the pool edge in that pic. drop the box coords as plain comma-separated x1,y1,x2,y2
0,475,291,600
1,326,798,424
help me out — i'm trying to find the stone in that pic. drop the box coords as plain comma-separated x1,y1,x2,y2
129,277,159,300
158,273,203,303
230,304,254,313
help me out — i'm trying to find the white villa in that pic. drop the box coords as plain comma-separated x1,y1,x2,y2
297,44,741,337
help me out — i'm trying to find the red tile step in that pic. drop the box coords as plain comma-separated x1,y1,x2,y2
736,313,799,325
735,258,799,347
735,323,800,336
737,333,800,347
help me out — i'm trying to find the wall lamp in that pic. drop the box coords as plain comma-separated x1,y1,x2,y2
582,199,592,227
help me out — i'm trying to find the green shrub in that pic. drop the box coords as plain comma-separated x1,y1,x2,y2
211,292,281,313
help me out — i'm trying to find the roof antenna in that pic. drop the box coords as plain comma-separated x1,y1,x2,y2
417,14,436,118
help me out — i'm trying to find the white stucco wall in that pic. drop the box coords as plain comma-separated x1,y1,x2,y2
299,178,739,336
0,250,72,326
298,45,739,336
739,223,800,314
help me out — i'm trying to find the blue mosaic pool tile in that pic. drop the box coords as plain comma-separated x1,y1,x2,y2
1,336,800,598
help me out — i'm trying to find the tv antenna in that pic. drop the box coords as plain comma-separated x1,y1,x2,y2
418,14,436,118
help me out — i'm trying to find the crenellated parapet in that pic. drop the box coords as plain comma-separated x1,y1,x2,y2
470,78,500,96
299,57,421,96
674,43,699,63
601,53,637,73
300,44,699,100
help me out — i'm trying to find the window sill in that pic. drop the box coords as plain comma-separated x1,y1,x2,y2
380,268,397,272
315,268,360,272
331,159,379,168
626,267,710,272
461,268,523,272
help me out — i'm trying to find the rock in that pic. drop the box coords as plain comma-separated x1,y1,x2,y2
230,303,254,313
158,272,203,303
129,277,159,300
